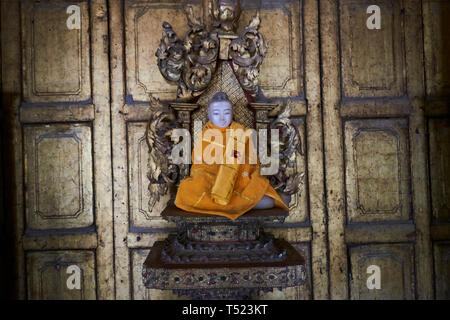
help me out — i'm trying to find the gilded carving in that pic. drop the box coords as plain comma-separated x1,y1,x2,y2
156,15,219,100
155,0,267,99
210,0,242,33
269,101,304,196
229,12,268,96
145,95,180,212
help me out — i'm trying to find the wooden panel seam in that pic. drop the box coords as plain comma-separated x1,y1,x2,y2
20,104,95,123
23,232,98,250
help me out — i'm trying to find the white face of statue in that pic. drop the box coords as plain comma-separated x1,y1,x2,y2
208,100,233,128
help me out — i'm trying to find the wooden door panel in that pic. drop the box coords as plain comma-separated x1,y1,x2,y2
321,0,433,299
340,0,406,98
23,123,94,230
21,0,91,103
344,118,411,223
423,0,450,99
424,0,450,300
433,242,450,299
2,0,113,299
124,0,202,102
349,244,415,299
428,118,450,222
26,250,96,300
239,0,304,102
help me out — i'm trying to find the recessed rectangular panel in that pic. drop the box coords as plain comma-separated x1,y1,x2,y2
344,119,411,223
125,0,202,101
240,0,304,98
349,244,415,299
24,123,94,229
434,242,450,299
127,122,173,229
424,0,450,98
21,0,91,102
340,0,405,98
428,118,450,222
26,250,96,300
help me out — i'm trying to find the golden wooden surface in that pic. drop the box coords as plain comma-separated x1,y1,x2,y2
349,244,415,300
344,119,411,223
21,0,91,103
26,251,96,300
23,123,94,230
321,0,435,299
1,0,448,300
2,0,114,299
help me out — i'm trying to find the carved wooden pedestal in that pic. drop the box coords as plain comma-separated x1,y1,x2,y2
142,205,306,300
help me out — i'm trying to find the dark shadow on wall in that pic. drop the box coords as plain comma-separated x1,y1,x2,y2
439,1,450,101
436,1,450,301
1,92,21,299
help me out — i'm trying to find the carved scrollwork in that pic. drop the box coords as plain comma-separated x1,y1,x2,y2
270,101,305,195
229,12,268,97
179,27,219,99
155,9,219,101
145,95,180,211
155,21,185,83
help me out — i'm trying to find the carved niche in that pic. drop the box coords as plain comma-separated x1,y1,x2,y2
145,0,305,217
141,0,307,300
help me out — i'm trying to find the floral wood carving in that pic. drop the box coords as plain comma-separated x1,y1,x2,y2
156,8,219,101
229,12,268,96
270,101,305,195
145,95,179,211
155,0,267,99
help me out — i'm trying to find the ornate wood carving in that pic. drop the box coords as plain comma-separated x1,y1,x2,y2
155,0,267,100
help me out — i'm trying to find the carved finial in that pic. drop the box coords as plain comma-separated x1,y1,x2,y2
211,0,241,33
248,11,261,29
184,5,202,27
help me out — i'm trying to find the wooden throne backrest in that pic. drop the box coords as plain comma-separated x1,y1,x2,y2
191,61,255,141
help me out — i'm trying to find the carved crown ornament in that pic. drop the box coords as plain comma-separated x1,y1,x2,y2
156,0,267,100
146,0,305,214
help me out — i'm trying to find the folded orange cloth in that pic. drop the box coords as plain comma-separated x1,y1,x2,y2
174,121,289,220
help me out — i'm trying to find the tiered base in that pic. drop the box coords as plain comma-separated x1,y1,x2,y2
142,205,306,300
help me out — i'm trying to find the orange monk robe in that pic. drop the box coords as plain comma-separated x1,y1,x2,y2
174,121,289,220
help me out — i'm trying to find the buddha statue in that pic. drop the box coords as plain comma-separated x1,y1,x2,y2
174,92,289,220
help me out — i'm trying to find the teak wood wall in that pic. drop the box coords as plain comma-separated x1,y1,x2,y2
1,0,448,300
